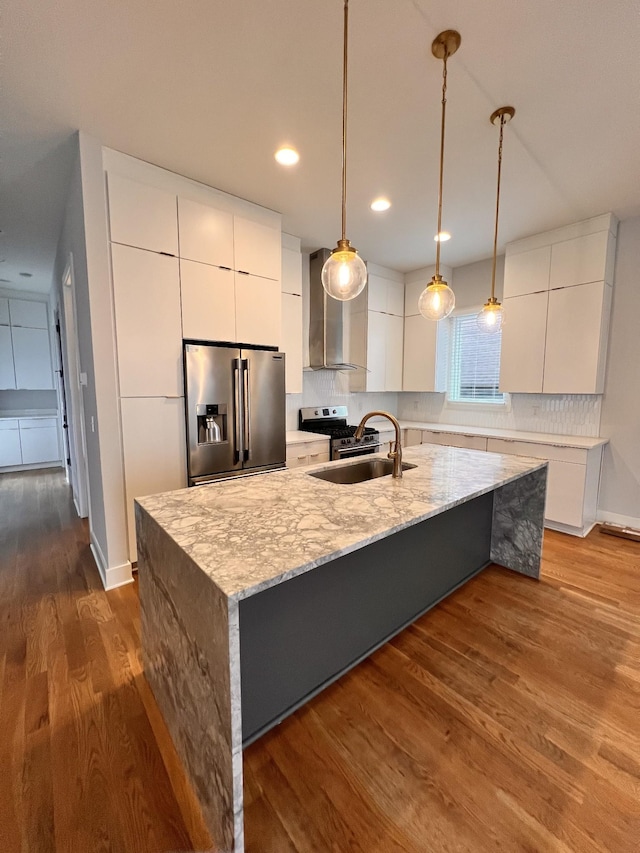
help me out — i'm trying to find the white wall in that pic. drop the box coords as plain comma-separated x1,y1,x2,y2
598,216,640,526
51,133,132,589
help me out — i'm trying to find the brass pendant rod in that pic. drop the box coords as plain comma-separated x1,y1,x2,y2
435,51,448,277
341,0,349,242
490,114,505,301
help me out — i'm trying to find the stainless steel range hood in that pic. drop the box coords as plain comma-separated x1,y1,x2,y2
307,248,359,370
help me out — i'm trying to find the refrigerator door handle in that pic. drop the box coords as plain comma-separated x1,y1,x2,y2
233,358,244,463
243,358,251,461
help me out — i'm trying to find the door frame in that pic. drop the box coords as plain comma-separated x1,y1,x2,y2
60,255,90,518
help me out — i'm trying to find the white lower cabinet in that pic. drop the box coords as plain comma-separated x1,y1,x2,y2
235,273,281,347
486,438,602,535
19,418,60,464
120,397,187,562
422,431,488,451
286,438,330,469
0,420,22,466
0,417,60,467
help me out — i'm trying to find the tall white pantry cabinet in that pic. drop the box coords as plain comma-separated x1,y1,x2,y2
106,169,284,561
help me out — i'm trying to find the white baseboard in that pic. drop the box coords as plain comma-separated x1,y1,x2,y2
90,531,134,590
544,520,595,538
597,510,640,530
0,460,63,473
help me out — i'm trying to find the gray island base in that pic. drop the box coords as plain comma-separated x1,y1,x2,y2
136,443,547,852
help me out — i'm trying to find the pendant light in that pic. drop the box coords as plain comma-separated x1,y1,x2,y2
418,30,460,322
321,0,367,301
477,106,515,333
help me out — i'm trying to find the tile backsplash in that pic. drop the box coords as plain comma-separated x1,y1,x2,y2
397,392,602,437
287,372,602,437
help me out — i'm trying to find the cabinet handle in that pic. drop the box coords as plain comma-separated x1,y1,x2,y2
218,265,232,271
310,453,319,458
237,270,250,276
159,251,176,257
297,454,306,460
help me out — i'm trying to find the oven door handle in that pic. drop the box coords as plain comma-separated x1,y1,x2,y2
334,442,383,455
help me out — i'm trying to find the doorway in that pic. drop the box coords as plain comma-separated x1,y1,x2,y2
59,256,89,518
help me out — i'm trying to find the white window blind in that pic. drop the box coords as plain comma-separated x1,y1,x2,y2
448,313,504,403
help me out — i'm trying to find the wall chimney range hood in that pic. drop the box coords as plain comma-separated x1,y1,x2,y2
308,248,359,370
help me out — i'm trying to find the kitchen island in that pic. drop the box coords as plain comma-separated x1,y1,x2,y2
136,443,547,852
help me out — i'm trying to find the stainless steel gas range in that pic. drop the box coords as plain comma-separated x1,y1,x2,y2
298,406,381,460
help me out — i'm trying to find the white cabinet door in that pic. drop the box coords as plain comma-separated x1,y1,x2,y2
107,173,178,256
9,299,48,329
111,244,183,398
234,273,281,347
120,396,187,561
19,425,60,464
423,432,487,451
404,429,422,447
545,460,587,528
549,231,610,289
387,281,405,317
503,246,551,298
499,292,548,393
0,326,16,389
180,260,236,343
281,246,302,295
543,281,606,394
366,311,387,392
0,422,22,466
178,198,234,268
12,327,54,389
385,313,404,390
367,274,387,313
234,218,281,281
281,293,303,394
403,314,440,392
0,297,9,325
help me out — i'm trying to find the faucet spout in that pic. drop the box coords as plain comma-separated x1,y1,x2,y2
354,410,403,478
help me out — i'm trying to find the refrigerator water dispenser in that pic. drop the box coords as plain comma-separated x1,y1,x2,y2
196,404,227,445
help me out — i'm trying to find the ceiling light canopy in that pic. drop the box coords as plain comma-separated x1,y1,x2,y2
321,0,367,302
371,198,391,212
418,30,460,322
274,147,299,166
477,106,515,334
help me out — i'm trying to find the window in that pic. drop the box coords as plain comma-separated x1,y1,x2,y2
447,311,505,404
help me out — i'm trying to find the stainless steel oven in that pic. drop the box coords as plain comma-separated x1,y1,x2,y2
298,405,380,462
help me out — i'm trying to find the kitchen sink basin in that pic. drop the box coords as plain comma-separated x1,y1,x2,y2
308,458,417,485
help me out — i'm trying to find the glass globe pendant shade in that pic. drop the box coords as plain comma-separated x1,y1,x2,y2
321,239,368,301
476,297,504,334
418,275,455,320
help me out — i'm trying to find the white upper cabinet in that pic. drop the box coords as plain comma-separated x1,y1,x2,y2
12,327,54,389
9,298,49,329
233,217,281,281
281,292,303,393
107,173,178,256
499,292,548,393
178,197,234,268
180,260,236,343
234,273,281,347
503,246,551,298
402,314,442,392
0,326,16,388
0,298,9,325
368,274,404,315
385,314,404,390
281,242,302,295
549,231,612,289
111,243,183,397
500,214,617,394
543,281,610,394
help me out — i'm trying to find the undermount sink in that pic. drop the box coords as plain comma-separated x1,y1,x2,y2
308,458,417,485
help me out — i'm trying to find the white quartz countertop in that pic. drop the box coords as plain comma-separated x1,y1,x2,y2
373,419,607,450
137,443,546,603
285,430,330,445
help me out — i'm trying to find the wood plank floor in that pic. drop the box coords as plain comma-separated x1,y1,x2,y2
1,469,638,852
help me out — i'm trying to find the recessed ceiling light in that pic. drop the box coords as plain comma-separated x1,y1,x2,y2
274,147,300,166
371,198,391,212
434,231,451,242
19,272,33,277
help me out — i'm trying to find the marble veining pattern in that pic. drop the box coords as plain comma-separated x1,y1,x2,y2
491,466,547,578
137,444,546,601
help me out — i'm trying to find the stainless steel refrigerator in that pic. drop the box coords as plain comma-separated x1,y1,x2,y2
184,341,286,486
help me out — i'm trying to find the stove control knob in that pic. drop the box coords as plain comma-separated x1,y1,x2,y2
341,438,347,445
332,409,337,414
314,409,319,416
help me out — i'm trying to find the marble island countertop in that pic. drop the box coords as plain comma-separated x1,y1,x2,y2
137,443,546,603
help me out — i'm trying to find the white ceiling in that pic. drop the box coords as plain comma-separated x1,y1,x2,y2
2,0,639,293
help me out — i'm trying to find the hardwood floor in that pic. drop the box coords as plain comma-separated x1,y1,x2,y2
1,469,638,852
